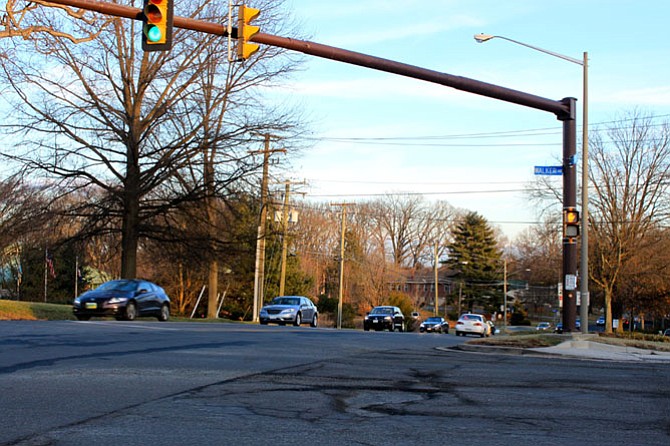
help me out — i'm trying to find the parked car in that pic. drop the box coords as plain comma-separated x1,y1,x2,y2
419,316,449,334
596,316,605,327
536,322,552,331
455,313,489,337
364,306,405,332
73,279,170,321
663,329,670,337
259,296,318,327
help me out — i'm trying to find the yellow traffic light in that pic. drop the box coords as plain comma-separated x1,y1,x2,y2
563,207,580,238
237,5,261,60
142,0,174,52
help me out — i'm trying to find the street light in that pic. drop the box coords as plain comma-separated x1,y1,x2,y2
475,33,589,334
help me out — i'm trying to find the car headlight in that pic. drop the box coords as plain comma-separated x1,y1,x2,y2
260,309,268,315
280,308,296,315
384,316,392,321
74,297,81,305
108,297,128,304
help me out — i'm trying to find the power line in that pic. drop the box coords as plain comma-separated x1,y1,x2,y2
295,113,670,146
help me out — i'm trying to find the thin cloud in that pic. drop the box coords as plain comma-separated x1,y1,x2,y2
601,87,670,107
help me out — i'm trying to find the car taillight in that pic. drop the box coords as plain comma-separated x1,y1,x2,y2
474,322,482,326
456,321,463,325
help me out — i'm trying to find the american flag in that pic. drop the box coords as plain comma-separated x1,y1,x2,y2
46,249,56,279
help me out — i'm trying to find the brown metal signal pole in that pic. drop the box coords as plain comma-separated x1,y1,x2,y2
39,0,579,331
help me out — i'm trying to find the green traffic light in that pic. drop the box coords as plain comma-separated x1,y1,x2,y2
147,25,162,43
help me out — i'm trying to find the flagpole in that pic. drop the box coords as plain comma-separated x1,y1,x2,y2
75,255,79,298
44,247,48,303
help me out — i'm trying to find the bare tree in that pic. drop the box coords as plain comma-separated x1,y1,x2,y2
1,1,113,43
0,0,304,288
511,217,562,317
589,112,670,333
367,195,455,269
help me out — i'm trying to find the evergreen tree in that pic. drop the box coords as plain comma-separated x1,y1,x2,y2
446,212,502,313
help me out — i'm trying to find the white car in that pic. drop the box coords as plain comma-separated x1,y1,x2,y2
455,313,489,337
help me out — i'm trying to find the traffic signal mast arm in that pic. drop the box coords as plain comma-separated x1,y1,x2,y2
39,0,571,119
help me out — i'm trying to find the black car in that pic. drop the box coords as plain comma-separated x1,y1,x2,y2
73,279,170,321
554,319,581,334
363,306,405,332
419,316,449,333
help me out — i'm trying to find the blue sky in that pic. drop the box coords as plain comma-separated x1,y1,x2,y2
272,0,670,239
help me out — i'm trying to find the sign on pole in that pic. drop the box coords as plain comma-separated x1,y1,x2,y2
534,166,563,175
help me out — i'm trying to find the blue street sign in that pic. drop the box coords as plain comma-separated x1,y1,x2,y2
534,166,563,175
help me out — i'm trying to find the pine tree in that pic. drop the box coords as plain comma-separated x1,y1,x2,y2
447,212,502,313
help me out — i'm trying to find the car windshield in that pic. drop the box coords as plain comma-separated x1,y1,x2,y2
425,317,442,323
96,280,137,292
272,297,300,306
460,314,482,321
371,307,394,315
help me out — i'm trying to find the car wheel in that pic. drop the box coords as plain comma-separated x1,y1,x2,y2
294,313,302,326
124,302,138,321
389,324,394,332
157,304,170,322
364,326,369,331
310,314,318,328
480,331,486,338
398,324,404,332
260,320,268,325
75,315,90,321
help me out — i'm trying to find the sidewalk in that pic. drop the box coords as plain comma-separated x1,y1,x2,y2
453,334,670,363
530,338,670,363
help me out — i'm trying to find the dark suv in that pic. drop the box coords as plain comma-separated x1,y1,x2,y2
363,306,405,332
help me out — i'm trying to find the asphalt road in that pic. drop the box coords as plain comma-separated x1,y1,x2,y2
1,321,669,445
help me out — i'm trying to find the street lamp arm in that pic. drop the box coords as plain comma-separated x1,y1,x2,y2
474,34,583,66
474,32,589,334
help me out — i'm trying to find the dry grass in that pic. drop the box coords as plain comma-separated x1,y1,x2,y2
467,334,566,348
0,300,74,321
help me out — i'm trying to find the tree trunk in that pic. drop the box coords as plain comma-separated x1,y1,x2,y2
605,287,613,334
207,260,218,318
120,187,140,279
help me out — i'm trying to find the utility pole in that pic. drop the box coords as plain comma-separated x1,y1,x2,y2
331,202,354,329
434,243,439,316
278,180,306,297
503,259,508,331
278,182,291,297
205,145,218,319
251,135,285,322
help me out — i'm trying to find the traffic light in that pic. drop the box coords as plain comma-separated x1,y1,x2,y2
237,4,260,60
142,0,174,52
563,207,580,238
